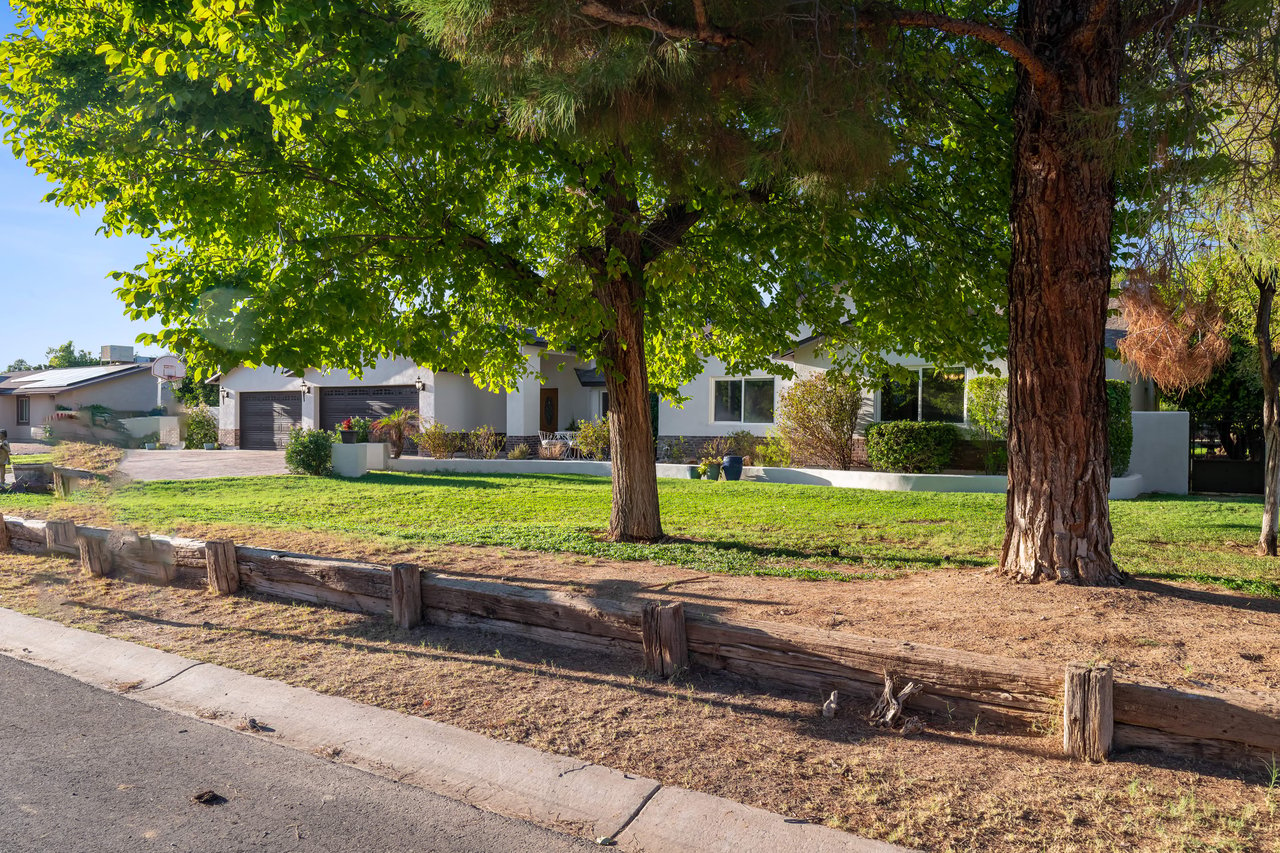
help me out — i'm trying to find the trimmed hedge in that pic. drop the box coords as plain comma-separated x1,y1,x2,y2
865,421,959,474
1106,379,1133,477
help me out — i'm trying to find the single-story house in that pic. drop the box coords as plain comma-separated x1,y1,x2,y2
214,321,1157,453
214,344,609,451
0,356,174,442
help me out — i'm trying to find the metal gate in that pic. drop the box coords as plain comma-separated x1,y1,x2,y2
1189,410,1265,494
319,385,420,455
239,392,302,451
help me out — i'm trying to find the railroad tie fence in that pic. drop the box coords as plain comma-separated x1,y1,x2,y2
2,513,1277,766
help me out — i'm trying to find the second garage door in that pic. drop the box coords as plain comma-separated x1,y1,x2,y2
319,386,420,454
240,392,303,450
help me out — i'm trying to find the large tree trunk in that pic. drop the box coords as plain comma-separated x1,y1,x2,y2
1000,0,1126,585
1255,277,1278,556
597,272,664,542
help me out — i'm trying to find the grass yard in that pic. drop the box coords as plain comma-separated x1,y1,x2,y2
3,470,1277,596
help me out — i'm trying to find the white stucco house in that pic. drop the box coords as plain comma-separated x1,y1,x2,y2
214,325,1161,453
215,344,613,451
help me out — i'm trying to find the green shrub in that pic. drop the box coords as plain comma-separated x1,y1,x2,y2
507,442,532,460
866,421,958,474
284,428,334,476
467,425,502,459
414,421,456,459
575,416,611,460
183,404,220,449
725,429,756,458
752,432,791,468
1106,379,1133,477
777,371,866,470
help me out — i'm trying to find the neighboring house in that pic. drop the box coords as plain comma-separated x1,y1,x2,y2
0,358,170,442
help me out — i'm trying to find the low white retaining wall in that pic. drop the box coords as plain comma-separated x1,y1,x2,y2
119,415,184,447
374,456,1147,499
332,442,389,478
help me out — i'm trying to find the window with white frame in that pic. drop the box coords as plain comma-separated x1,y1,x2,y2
879,367,966,423
713,378,775,424
16,397,29,425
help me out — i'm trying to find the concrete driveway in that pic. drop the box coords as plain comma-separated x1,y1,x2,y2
118,450,290,482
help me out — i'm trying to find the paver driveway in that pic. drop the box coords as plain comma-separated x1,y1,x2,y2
118,450,290,481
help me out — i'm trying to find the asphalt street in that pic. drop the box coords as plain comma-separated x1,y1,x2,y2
0,654,595,852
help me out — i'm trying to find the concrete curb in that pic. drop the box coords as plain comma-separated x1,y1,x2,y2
0,607,911,852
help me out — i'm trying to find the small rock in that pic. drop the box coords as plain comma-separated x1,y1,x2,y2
191,790,227,806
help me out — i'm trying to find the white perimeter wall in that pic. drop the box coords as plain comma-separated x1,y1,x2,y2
1130,411,1189,494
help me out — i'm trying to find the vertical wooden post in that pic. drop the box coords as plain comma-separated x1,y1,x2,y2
658,602,689,676
1064,663,1114,762
205,540,240,595
642,603,663,675
77,533,110,578
0,514,10,553
52,470,69,499
45,519,77,555
391,564,423,629
642,602,688,678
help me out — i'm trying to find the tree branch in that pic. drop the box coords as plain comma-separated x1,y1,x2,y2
1125,0,1224,40
579,1,739,48
576,2,1060,102
860,8,1059,99
640,201,703,264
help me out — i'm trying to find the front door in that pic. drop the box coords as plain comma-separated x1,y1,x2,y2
539,388,559,433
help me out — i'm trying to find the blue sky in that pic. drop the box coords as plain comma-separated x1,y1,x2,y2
0,3,161,370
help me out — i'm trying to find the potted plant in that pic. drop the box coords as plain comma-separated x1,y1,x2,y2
203,442,218,451
722,454,744,481
699,458,722,481
338,418,357,444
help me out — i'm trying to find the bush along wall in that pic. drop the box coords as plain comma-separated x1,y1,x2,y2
1106,379,1133,477
865,422,959,474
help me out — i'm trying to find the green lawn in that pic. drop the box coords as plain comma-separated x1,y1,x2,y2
2,472,1277,595
9,453,53,464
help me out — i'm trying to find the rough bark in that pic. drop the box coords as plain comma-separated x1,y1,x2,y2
1000,0,1127,585
1254,274,1279,556
598,271,663,542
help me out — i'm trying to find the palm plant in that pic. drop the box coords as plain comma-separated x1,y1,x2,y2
373,408,420,459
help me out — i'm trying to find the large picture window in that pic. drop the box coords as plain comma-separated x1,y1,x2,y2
879,368,965,423
713,378,775,424
16,397,29,425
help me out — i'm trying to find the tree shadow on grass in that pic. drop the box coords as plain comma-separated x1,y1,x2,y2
1127,577,1280,611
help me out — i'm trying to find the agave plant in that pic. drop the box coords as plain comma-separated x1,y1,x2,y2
373,408,420,459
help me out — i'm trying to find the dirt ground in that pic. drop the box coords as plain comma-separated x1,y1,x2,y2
0,549,1276,852
29,501,1278,695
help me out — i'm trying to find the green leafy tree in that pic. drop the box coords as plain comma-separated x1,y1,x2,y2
0,0,1008,543
44,341,97,368
173,374,219,408
412,0,1273,585
5,359,33,372
1124,12,1280,553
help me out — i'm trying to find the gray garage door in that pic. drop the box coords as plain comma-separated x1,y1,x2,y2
239,391,303,450
319,385,420,455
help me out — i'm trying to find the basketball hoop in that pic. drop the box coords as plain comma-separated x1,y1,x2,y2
150,355,187,382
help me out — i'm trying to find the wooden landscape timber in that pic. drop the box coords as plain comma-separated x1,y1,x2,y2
2,512,1277,766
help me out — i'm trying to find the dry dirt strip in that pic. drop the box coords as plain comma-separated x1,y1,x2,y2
0,607,910,853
